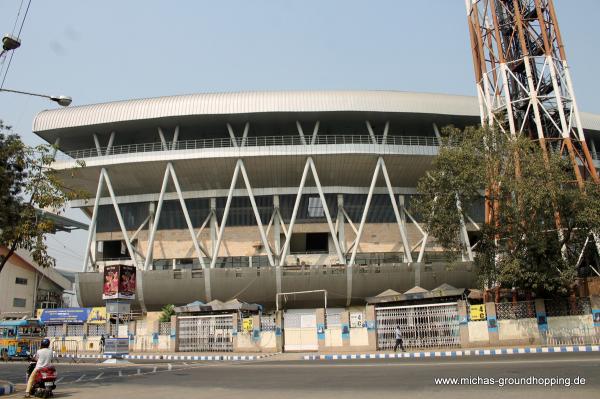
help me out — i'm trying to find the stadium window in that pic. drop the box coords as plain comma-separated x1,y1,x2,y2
13,298,26,308
15,277,28,285
307,197,324,217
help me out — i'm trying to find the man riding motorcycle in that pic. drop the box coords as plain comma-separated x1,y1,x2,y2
25,338,53,398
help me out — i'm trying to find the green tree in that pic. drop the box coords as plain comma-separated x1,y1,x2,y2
415,125,600,296
159,304,175,322
0,120,83,274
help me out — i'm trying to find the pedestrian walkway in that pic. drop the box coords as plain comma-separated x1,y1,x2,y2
303,344,600,360
53,351,281,362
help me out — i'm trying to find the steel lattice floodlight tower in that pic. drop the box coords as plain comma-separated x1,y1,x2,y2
465,0,599,192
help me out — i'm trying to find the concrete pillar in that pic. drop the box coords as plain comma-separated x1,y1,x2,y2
365,305,377,351
485,302,499,346
252,314,261,352
82,322,89,352
341,310,350,347
210,198,218,256
151,317,160,351
337,195,345,253
398,195,408,262
273,195,281,263
535,298,548,345
170,315,178,352
590,296,600,335
414,262,421,287
231,312,239,352
316,308,326,351
275,310,283,352
457,300,470,348
590,138,598,160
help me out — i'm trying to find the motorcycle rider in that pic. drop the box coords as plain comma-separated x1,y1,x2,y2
25,338,52,398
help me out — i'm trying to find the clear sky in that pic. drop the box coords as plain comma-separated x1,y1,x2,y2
1,0,599,272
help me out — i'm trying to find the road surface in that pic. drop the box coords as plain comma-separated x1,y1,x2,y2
0,352,598,398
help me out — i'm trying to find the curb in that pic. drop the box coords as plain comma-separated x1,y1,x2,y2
303,345,600,360
0,381,15,396
53,352,280,361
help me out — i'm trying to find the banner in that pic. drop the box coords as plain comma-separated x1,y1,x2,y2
40,308,90,324
103,265,136,300
87,307,107,324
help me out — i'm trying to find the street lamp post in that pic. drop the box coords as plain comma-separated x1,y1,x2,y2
1,33,72,106
0,87,72,106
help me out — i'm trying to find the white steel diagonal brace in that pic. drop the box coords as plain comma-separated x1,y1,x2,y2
101,169,138,266
210,161,242,268
167,163,210,266
380,159,413,262
238,160,275,266
82,170,105,271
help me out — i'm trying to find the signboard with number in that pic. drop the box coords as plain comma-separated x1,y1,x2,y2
243,318,253,332
470,304,487,321
350,312,364,328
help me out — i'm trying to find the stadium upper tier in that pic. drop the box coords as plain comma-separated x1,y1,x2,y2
32,90,600,152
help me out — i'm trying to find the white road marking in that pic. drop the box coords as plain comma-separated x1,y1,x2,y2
94,373,104,380
119,370,123,377
56,377,64,383
168,363,172,371
152,366,157,373
136,368,141,375
76,374,86,382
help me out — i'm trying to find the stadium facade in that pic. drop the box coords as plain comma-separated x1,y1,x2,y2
32,91,600,311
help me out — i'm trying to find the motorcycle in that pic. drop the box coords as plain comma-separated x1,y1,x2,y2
26,360,57,398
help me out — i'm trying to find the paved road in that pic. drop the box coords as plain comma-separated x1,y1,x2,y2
1,353,598,398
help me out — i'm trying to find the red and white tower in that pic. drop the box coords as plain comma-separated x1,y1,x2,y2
465,0,598,187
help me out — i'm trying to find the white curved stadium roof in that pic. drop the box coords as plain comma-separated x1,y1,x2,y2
33,90,600,133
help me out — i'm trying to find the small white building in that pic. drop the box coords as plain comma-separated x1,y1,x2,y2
0,247,72,319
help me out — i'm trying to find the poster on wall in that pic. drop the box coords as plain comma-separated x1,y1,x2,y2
87,307,108,324
243,318,253,332
102,265,136,300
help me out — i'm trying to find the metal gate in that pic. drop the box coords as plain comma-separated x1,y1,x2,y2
376,302,460,350
178,315,234,352
283,309,318,352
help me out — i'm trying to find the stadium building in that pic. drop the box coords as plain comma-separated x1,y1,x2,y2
32,90,600,312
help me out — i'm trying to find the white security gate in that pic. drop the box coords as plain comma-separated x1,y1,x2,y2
283,309,318,351
376,302,460,350
178,315,234,352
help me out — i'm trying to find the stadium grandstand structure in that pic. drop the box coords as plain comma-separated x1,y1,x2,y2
32,90,600,310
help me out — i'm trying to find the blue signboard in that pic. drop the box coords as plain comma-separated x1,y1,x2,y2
40,308,90,324
365,320,376,331
341,323,350,340
317,323,325,340
536,312,548,332
593,309,600,327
